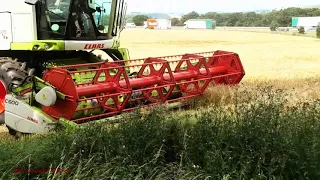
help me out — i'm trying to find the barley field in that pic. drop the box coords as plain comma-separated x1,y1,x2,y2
122,28,320,79
120,28,320,105
1,29,320,179
119,28,320,107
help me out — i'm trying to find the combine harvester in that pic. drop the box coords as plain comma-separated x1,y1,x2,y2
0,0,245,137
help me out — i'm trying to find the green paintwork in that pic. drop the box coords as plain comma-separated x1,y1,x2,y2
34,77,66,99
59,118,80,131
11,40,65,51
118,48,130,60
205,20,213,29
12,77,66,100
292,17,299,27
10,43,30,50
32,107,56,123
112,38,121,48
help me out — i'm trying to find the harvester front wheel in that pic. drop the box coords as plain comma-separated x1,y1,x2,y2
7,126,24,139
0,57,35,136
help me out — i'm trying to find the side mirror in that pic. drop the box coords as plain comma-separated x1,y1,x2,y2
98,25,105,31
25,0,39,5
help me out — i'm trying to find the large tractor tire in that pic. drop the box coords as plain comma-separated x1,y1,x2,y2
0,57,35,128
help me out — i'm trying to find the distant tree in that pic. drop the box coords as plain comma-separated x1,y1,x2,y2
235,21,243,26
298,26,305,34
176,7,320,28
180,11,200,23
270,20,279,31
125,17,133,23
317,24,320,38
202,12,217,19
101,15,110,26
132,15,149,26
171,18,182,26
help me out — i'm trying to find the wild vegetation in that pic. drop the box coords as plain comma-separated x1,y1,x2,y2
1,81,320,179
1,29,320,179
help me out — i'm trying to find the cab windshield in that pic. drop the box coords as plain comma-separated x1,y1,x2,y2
92,0,112,33
45,0,71,34
39,0,112,39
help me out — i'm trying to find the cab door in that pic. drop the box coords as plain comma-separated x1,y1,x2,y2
0,12,13,50
111,0,126,36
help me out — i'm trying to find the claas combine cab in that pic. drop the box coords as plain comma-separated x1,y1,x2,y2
0,0,245,137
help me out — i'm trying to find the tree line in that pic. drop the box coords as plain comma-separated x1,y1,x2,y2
175,7,320,27
130,7,320,27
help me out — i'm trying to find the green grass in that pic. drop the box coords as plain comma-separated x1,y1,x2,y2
1,84,320,179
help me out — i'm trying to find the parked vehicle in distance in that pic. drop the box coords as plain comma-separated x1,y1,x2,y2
126,22,136,28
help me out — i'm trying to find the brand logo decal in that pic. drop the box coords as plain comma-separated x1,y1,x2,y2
5,99,19,105
27,117,39,124
84,44,105,49
0,30,8,39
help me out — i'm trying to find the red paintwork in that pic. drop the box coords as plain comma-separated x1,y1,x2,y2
0,81,6,114
42,50,245,123
84,44,105,49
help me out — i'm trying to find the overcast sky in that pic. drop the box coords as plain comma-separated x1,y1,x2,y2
126,0,317,13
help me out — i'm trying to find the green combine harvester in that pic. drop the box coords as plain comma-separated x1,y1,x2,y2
0,0,245,138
